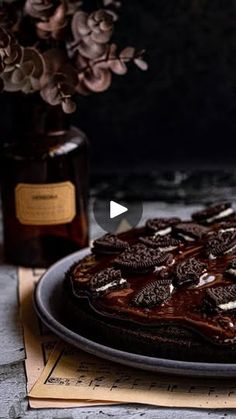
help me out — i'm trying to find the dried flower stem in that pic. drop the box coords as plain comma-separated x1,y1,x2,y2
0,1,147,112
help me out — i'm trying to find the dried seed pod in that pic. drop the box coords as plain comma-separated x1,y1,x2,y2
40,67,77,113
25,0,56,20
36,2,68,40
61,96,76,113
72,9,113,59
0,28,22,73
75,53,112,94
3,47,44,93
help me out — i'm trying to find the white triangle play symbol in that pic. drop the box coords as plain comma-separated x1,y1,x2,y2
110,200,128,219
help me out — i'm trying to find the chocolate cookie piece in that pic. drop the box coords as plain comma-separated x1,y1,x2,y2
204,285,236,313
192,202,234,225
225,260,236,280
92,233,128,255
173,222,209,242
139,234,180,251
89,267,128,298
218,220,236,234
172,257,207,288
131,279,173,308
114,244,173,274
206,230,236,259
145,217,180,235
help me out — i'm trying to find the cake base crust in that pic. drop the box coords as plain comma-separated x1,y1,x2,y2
64,281,236,363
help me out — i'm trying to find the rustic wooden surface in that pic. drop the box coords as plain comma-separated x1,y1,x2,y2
1,202,236,418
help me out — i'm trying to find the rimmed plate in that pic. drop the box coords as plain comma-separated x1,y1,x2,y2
34,248,236,378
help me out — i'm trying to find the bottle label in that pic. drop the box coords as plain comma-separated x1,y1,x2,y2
15,182,76,226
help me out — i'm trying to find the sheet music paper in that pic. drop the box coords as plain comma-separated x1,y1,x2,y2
18,267,116,408
30,341,236,408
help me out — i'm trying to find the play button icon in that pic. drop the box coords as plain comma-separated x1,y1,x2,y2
93,194,143,234
110,201,128,219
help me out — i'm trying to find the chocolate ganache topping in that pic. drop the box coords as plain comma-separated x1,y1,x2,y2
67,202,236,346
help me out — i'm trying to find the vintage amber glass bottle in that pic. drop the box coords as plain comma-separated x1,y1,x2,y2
0,97,89,267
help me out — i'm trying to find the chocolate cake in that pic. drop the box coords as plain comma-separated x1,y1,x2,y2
64,202,236,362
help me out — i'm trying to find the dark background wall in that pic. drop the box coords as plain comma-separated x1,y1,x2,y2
74,0,236,172
2,0,236,172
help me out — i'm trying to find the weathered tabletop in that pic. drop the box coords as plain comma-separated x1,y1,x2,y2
1,201,236,419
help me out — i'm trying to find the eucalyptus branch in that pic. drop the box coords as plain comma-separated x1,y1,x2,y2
0,0,147,112
77,51,147,75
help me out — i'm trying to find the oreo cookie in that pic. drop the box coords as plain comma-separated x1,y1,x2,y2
225,260,236,280
89,267,128,298
92,234,128,255
114,244,173,274
131,279,173,308
145,217,180,235
139,234,180,251
204,285,236,313
192,202,234,225
218,220,236,234
206,230,236,259
172,222,209,242
172,257,207,288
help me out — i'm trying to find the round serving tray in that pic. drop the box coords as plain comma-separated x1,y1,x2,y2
34,248,236,378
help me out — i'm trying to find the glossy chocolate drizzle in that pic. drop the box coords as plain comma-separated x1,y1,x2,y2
70,222,236,346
